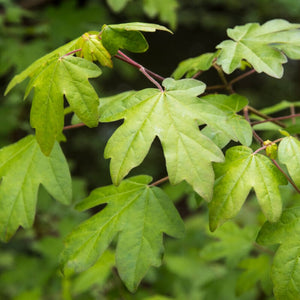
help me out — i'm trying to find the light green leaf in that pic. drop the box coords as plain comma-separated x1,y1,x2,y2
76,32,113,68
199,94,252,146
172,52,217,79
257,207,300,300
108,22,172,33
278,136,300,187
0,135,72,241
217,19,300,78
236,255,272,296
72,250,115,295
100,79,246,201
106,0,129,13
61,175,184,292
143,0,178,29
5,38,79,95
27,55,101,155
259,100,300,115
209,146,287,231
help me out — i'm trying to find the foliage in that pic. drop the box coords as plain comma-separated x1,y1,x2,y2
2,2,300,299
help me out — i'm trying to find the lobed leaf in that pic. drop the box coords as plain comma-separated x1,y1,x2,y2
257,207,300,299
27,55,101,155
61,175,184,292
100,78,250,201
209,146,287,231
0,135,72,241
217,19,300,78
278,136,300,187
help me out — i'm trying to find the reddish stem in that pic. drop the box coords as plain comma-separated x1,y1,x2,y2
63,123,86,131
252,113,300,125
60,48,82,59
150,176,169,187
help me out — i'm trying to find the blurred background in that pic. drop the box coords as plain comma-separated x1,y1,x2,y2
0,0,300,299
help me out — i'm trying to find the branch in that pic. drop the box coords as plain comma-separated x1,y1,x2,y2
63,123,86,131
244,106,264,145
115,50,165,82
60,49,82,59
150,176,169,187
229,69,256,85
251,113,300,126
213,63,234,94
247,106,286,128
271,159,300,194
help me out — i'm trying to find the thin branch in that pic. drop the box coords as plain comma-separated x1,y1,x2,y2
253,145,267,155
290,104,296,124
63,123,86,131
115,50,165,82
150,176,169,187
251,113,300,126
213,63,234,94
139,67,163,91
272,159,300,194
247,106,286,128
229,69,256,85
192,70,203,79
205,84,226,91
253,242,275,255
244,106,264,145
60,48,82,59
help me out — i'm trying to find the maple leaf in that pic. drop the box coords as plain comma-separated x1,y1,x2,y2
278,136,300,187
216,19,300,78
257,207,300,299
209,146,287,231
100,78,250,201
26,55,101,155
0,135,72,241
76,32,113,68
61,175,184,292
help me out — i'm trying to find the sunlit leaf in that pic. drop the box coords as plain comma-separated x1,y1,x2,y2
0,135,71,241
61,175,184,292
217,19,300,78
209,146,287,231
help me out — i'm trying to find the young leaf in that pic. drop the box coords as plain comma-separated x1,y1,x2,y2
76,32,113,68
5,38,79,95
217,19,300,78
61,175,184,292
172,52,217,79
278,136,300,187
27,55,101,155
0,135,72,241
100,78,246,201
101,22,172,55
209,146,287,231
257,207,300,299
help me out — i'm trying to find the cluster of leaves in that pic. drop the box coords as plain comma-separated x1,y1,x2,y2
3,17,300,299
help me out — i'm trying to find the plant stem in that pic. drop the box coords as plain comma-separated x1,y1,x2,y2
251,113,300,126
60,48,82,59
192,70,203,79
139,67,163,91
63,123,86,131
253,242,274,255
247,106,286,128
213,63,234,94
150,176,169,187
253,145,267,155
271,159,300,194
205,84,226,90
229,69,256,85
244,106,264,145
115,50,165,82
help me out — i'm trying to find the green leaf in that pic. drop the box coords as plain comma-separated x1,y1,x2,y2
0,135,72,241
143,0,178,29
200,222,256,267
100,78,246,201
199,94,252,146
27,55,101,155
76,32,113,68
106,0,129,13
172,52,217,79
236,255,272,296
101,22,172,55
61,175,184,292
278,136,300,187
257,207,300,299
217,19,300,78
5,38,79,95
209,146,287,231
